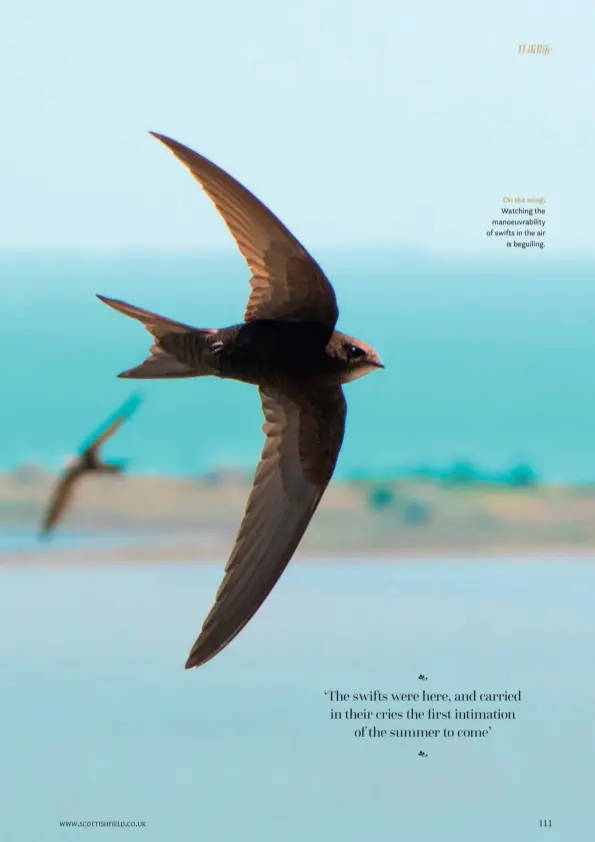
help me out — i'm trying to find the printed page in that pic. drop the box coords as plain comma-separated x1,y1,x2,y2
0,1,592,840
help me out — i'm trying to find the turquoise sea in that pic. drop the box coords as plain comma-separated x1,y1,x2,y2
1,558,593,840
2,249,595,481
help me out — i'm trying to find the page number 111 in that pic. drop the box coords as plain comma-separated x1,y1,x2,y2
539,820,552,828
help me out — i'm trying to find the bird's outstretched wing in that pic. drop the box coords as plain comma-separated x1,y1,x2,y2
39,468,82,538
150,133,339,329
185,384,347,669
79,393,143,458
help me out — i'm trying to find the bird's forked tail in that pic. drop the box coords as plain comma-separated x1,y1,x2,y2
97,294,217,379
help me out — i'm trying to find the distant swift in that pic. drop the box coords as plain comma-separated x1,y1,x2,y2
39,394,142,539
97,132,384,669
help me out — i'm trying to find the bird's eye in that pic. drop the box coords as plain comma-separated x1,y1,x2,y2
345,344,365,360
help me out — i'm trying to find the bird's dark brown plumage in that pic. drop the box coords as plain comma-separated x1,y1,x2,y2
149,132,340,329
98,133,384,669
39,394,142,538
186,385,346,668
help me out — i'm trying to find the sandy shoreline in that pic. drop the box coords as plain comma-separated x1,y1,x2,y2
2,542,594,570
3,470,595,567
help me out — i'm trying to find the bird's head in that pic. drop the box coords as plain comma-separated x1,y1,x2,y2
328,332,385,383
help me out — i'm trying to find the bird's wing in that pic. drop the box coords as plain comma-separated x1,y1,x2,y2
150,133,339,328
185,383,347,669
39,468,82,537
81,393,143,458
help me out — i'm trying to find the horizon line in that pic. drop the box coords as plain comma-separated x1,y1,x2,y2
0,245,593,263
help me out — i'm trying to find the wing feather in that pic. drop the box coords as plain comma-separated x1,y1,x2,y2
39,469,83,537
82,393,143,456
150,133,339,328
185,384,347,669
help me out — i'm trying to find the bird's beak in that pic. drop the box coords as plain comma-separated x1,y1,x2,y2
373,358,385,369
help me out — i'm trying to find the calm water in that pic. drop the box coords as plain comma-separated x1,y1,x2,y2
0,528,146,552
2,249,595,481
0,558,593,840
0,528,219,553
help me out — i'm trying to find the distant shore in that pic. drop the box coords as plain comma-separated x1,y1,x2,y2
3,468,595,564
2,544,595,570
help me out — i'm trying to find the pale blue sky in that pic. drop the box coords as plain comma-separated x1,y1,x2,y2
0,0,592,253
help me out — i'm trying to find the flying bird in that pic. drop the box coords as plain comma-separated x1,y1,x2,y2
97,132,384,669
39,394,142,539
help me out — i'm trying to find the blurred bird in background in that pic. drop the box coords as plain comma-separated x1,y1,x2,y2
39,393,143,539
